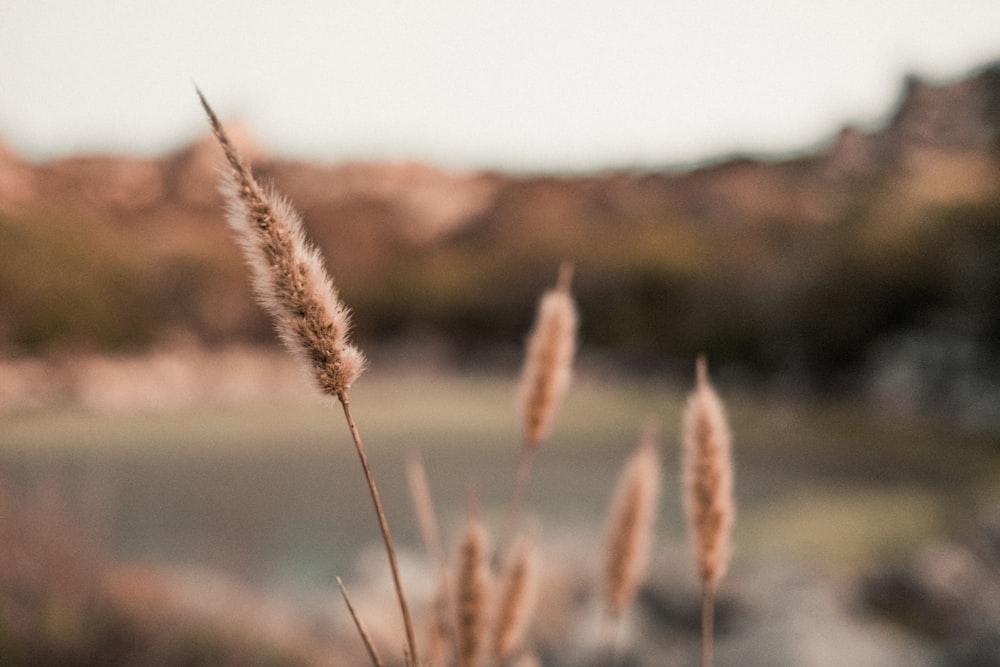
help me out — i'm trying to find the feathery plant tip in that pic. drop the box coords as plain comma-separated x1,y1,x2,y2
499,262,579,558
196,88,365,398
682,356,734,590
603,425,662,616
455,510,491,667
492,529,539,663
682,356,734,667
517,261,578,447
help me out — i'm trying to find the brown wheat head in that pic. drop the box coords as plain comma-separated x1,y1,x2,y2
682,356,734,591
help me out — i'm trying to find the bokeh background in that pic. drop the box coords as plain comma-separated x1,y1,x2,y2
1,2,1000,665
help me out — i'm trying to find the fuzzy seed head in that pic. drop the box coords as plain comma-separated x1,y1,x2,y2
603,428,661,615
491,531,539,662
198,89,364,397
682,356,734,591
517,264,578,446
454,515,491,667
424,574,455,667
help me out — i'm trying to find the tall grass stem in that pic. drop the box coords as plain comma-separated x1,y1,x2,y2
338,392,418,667
454,509,491,667
496,443,539,563
337,577,386,667
682,356,733,667
701,587,715,667
499,263,577,558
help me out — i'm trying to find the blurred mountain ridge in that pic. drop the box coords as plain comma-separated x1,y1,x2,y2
2,62,999,227
1,61,999,411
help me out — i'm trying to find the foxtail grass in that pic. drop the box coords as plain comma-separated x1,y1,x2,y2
491,529,539,664
517,262,577,447
196,88,741,664
602,424,662,663
499,262,578,557
197,89,417,666
454,505,492,667
407,456,458,667
682,356,734,667
195,91,363,398
603,425,661,617
423,579,456,667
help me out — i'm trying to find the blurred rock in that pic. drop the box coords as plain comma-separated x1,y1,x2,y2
864,510,1000,666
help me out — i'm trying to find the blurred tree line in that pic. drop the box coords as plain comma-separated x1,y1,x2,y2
3,191,998,394
4,61,1000,401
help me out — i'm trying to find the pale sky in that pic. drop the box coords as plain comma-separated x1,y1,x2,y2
2,0,1000,171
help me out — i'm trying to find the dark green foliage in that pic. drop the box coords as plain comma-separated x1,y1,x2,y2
0,212,156,353
0,211,268,355
3,191,998,389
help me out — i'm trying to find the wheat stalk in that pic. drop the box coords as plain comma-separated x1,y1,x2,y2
499,263,578,557
454,507,491,667
602,425,661,618
407,455,446,570
195,90,363,398
491,529,539,664
517,262,577,447
337,577,385,667
406,456,458,667
423,576,455,667
681,356,734,667
196,89,417,666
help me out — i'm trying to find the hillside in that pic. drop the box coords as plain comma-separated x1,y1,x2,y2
2,62,999,407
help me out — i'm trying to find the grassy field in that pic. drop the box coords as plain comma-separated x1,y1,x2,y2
1,368,997,596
